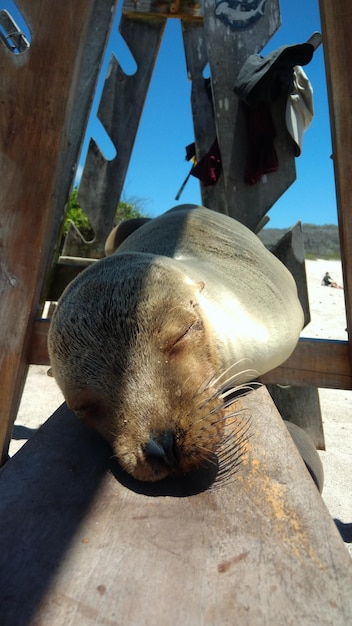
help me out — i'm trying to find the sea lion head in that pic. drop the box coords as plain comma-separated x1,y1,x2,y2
48,253,246,482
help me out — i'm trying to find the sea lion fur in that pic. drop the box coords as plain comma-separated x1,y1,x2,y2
48,205,304,482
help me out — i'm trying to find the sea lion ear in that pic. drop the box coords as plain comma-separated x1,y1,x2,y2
197,281,205,292
104,217,151,255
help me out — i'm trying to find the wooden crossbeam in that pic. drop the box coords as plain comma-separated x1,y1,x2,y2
29,319,352,390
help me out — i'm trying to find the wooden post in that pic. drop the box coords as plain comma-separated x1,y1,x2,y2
0,0,117,464
181,20,228,213
76,14,166,256
318,0,352,356
201,0,297,231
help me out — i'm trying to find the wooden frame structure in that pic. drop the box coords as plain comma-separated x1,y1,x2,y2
0,0,351,463
0,2,352,622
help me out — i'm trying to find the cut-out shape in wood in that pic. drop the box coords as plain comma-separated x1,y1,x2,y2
0,8,30,54
77,15,165,255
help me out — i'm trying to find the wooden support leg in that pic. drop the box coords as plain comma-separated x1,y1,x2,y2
77,14,166,254
0,0,117,465
319,0,352,352
201,0,296,231
181,20,228,213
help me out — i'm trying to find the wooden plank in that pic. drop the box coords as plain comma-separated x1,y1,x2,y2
201,0,297,231
28,320,51,367
123,0,203,20
261,338,352,389
0,386,351,625
269,227,325,449
318,0,352,355
29,320,352,389
181,20,228,213
266,384,325,450
271,223,310,327
46,257,97,302
77,14,165,254
0,0,117,465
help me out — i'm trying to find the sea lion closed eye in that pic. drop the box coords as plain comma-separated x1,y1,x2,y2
48,205,304,482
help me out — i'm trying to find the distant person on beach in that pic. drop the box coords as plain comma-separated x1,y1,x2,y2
322,271,343,289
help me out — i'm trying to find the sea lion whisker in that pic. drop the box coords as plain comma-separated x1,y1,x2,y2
195,379,259,416
220,435,250,461
208,404,250,425
215,442,249,485
198,454,219,470
220,432,251,461
195,383,247,415
213,457,245,487
220,381,261,401
220,370,259,389
196,389,222,411
194,366,261,409
214,460,242,487
217,453,244,475
191,403,227,427
208,408,247,427
191,372,220,402
216,419,252,465
223,418,252,444
192,401,247,431
193,442,217,458
211,360,257,388
210,359,251,385
195,361,247,398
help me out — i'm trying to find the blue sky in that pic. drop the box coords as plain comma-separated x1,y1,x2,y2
2,0,337,228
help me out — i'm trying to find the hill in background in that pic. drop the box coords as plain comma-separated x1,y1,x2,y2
258,223,341,260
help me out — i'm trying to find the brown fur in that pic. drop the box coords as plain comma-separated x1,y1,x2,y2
49,205,303,482
49,258,233,481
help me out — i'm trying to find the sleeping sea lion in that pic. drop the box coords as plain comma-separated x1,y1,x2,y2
48,204,304,482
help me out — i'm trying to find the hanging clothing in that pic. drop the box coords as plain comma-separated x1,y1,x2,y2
285,65,314,157
234,41,315,184
175,139,222,200
191,139,222,186
233,42,314,107
242,101,278,185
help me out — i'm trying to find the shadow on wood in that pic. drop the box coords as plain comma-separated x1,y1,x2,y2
0,387,351,625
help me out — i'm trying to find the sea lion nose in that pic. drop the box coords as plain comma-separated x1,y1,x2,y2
144,431,178,467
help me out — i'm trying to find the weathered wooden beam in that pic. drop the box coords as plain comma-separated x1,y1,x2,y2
181,20,228,213
318,0,352,360
201,0,298,231
0,0,117,465
46,256,97,302
30,318,352,390
270,223,310,327
269,226,324,449
122,0,203,21
0,386,351,624
28,320,51,367
261,338,352,390
77,14,165,253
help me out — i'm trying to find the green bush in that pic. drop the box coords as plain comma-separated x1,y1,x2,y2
63,189,147,239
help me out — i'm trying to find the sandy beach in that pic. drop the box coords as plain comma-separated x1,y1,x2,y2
9,259,352,555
